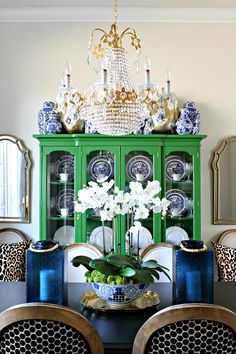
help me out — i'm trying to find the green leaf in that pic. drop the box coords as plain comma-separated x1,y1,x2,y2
89,259,108,268
144,268,160,281
133,269,154,283
120,267,136,277
141,260,159,269
71,256,93,271
155,266,171,281
107,254,137,268
155,263,169,271
90,259,119,276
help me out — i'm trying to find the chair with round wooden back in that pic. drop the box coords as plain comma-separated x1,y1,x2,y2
212,230,236,281
67,243,103,282
0,228,29,282
140,243,173,282
0,228,28,244
132,303,236,354
218,229,236,248
0,303,104,354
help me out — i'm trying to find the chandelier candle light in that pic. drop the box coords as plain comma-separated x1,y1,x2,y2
55,0,180,136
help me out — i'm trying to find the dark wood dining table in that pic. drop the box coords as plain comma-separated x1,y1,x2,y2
0,282,235,354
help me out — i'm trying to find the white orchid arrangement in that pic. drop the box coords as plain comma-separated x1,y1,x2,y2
75,179,170,254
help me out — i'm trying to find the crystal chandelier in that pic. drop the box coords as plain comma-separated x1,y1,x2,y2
80,0,150,135
56,0,178,136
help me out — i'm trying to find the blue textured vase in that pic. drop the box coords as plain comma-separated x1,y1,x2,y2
175,249,214,304
38,101,62,134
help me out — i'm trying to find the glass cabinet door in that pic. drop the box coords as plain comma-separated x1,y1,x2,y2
163,147,200,244
120,145,161,255
80,146,120,253
41,148,79,244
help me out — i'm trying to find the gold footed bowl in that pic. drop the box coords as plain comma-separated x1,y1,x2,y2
81,290,160,311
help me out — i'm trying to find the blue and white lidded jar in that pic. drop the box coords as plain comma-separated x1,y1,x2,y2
38,101,62,135
176,102,200,135
184,101,200,135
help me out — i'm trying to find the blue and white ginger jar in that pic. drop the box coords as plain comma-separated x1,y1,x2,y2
38,101,62,134
184,101,200,135
175,101,200,135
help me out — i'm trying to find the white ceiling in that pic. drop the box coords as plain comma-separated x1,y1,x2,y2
0,0,236,8
1,1,236,23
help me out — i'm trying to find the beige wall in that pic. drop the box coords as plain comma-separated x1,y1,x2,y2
1,22,236,244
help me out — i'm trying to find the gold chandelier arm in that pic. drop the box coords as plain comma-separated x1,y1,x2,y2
89,28,108,49
100,34,107,44
120,27,137,40
92,28,107,36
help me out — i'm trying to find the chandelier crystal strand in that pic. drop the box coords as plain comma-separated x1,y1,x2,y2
81,46,148,135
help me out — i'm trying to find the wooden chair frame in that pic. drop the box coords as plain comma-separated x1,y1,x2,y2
218,229,236,247
67,242,103,255
0,228,28,243
140,242,174,282
0,302,104,354
140,242,173,259
132,303,236,354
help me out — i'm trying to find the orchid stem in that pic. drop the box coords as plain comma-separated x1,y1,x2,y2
102,220,106,255
127,212,130,255
130,211,134,256
137,230,140,263
111,217,115,253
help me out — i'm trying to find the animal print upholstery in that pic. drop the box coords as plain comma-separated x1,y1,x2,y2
212,242,236,281
0,242,29,281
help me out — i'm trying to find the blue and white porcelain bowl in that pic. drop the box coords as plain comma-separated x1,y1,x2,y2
91,282,148,306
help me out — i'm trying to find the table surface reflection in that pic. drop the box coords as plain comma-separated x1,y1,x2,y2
0,282,235,354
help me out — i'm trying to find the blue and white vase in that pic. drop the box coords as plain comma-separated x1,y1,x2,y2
85,121,98,134
176,102,200,135
175,109,193,135
184,101,200,135
38,101,62,134
133,118,152,135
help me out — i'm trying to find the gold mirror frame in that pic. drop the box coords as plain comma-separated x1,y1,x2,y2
0,135,31,223
212,136,236,224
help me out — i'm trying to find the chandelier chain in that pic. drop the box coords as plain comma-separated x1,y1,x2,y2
114,0,118,23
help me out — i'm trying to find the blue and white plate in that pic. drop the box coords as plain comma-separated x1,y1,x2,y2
56,189,74,216
165,155,187,181
166,189,187,215
126,155,153,181
56,155,74,181
88,153,114,181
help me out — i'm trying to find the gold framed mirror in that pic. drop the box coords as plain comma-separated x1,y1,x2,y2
0,135,31,223
212,136,236,224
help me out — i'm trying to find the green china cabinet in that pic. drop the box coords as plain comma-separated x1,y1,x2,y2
34,134,206,254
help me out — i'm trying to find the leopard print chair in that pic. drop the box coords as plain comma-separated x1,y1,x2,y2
132,303,236,354
0,303,104,354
